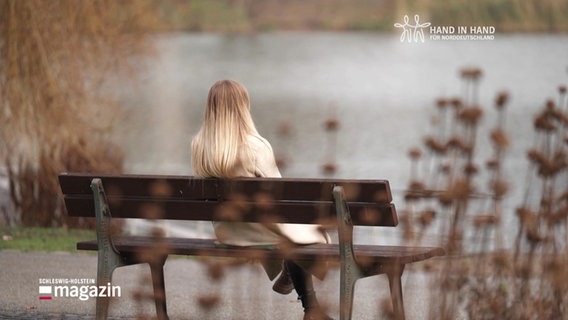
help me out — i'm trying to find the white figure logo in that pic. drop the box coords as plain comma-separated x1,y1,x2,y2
394,15,431,43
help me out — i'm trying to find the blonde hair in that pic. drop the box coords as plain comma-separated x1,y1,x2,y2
191,80,259,177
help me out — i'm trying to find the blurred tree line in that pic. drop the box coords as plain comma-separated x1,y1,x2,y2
148,0,568,33
0,0,157,227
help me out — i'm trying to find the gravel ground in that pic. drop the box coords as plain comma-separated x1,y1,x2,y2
0,250,436,319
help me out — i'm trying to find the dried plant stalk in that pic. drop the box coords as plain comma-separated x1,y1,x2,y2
0,0,156,227
405,67,568,319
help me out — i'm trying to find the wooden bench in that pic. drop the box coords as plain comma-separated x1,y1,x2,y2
58,173,445,320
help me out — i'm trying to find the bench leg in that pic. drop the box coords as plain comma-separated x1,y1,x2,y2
387,265,405,320
333,186,362,320
339,270,359,320
95,249,124,320
92,178,127,320
149,256,169,320
95,271,113,320
95,285,112,320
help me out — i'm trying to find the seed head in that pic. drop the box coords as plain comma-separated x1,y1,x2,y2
424,136,447,154
149,180,173,198
418,209,436,227
490,179,509,198
198,294,221,310
460,67,483,80
325,118,339,131
458,106,483,125
473,215,497,228
515,207,536,225
438,191,453,207
545,99,556,110
534,113,556,132
492,253,509,271
408,147,422,160
452,179,474,200
436,98,448,109
486,158,499,170
526,228,545,244
559,191,568,202
322,162,337,175
277,121,292,136
405,180,426,200
206,262,225,281
439,163,452,174
446,137,468,153
527,148,545,164
450,97,463,110
464,163,479,176
549,205,568,225
495,91,509,109
275,157,287,169
490,129,509,149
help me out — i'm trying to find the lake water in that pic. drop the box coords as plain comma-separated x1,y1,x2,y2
114,32,568,250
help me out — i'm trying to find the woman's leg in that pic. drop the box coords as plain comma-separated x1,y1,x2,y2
273,261,294,294
284,260,333,320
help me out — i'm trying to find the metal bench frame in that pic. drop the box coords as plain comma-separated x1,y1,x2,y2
60,174,445,320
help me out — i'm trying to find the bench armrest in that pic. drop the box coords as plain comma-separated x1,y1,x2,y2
91,179,121,254
332,186,357,264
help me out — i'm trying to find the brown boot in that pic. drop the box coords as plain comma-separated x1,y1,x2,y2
300,292,334,320
272,261,294,295
285,261,334,320
303,308,334,320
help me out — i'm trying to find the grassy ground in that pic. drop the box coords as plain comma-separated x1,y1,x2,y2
0,227,95,252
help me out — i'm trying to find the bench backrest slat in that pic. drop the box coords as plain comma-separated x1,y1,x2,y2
59,173,398,227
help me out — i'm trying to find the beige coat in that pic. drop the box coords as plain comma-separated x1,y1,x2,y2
212,135,329,279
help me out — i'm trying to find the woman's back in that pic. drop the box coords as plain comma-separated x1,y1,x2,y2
190,80,334,320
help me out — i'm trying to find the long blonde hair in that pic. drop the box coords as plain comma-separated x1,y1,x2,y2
191,80,259,177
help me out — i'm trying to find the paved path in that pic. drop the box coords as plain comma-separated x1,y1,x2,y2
0,251,435,319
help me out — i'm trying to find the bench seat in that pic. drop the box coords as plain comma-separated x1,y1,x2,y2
77,237,444,265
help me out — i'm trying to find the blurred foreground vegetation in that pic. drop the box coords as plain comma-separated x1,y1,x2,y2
399,67,568,319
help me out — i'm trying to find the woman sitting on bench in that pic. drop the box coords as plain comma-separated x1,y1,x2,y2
191,79,333,320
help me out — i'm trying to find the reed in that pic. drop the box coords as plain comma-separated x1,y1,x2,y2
322,103,340,175
403,67,568,319
0,1,155,227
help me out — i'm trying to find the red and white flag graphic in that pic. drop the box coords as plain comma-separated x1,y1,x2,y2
39,286,52,300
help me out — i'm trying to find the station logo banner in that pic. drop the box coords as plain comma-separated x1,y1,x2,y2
38,278,121,301
395,14,496,43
